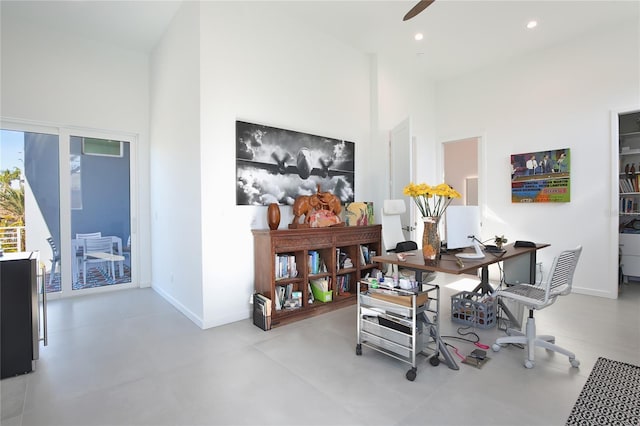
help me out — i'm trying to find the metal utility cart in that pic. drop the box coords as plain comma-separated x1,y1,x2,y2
356,280,444,381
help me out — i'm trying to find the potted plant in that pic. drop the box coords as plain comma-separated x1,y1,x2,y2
494,235,508,249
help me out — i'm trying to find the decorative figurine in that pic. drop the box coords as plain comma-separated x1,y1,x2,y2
289,185,343,228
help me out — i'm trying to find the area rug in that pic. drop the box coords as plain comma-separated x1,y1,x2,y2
46,265,131,292
566,357,640,425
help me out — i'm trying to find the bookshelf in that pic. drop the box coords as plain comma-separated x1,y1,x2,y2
619,111,640,282
252,225,382,328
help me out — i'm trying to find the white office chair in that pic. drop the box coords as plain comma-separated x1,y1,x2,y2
380,199,434,282
381,199,413,254
491,246,582,369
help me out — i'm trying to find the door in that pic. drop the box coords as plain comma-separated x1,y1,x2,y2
443,137,480,244
443,138,479,207
1,123,137,297
68,131,133,292
389,117,415,242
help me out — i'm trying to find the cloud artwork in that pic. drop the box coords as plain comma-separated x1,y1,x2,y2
236,121,355,206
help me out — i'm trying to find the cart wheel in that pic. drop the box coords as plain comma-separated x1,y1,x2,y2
356,344,362,356
429,356,440,366
406,368,417,381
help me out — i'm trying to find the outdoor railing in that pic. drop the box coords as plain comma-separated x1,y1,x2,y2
0,226,25,252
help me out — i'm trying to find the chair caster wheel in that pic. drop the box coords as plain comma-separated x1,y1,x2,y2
356,344,362,356
492,343,501,352
406,368,417,381
429,356,440,366
570,358,580,368
524,360,534,369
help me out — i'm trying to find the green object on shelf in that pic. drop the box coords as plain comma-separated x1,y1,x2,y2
310,283,332,302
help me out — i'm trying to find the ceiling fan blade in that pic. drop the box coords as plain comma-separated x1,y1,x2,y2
403,0,436,21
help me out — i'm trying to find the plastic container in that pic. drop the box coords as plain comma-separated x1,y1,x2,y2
450,291,496,329
310,284,333,302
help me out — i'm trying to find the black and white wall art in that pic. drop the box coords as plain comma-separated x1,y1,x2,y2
236,120,355,206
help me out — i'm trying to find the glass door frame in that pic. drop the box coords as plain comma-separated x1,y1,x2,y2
1,119,139,298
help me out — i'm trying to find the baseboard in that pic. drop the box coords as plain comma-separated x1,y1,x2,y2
152,285,205,329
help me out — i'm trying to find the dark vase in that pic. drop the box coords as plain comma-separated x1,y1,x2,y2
267,203,281,230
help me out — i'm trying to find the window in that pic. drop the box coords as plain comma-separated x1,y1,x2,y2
82,137,122,157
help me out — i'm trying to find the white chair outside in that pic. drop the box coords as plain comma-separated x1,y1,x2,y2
82,236,116,285
491,245,583,369
46,237,61,288
76,232,102,240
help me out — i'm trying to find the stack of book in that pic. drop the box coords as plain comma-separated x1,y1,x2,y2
253,293,272,331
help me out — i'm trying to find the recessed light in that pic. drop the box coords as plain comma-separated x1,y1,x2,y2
414,33,424,41
526,20,538,29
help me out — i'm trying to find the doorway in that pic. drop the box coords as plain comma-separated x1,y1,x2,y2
443,137,479,207
389,117,416,242
443,137,480,244
1,123,137,298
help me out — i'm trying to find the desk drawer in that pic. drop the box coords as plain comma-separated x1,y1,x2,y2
619,233,640,254
621,254,640,276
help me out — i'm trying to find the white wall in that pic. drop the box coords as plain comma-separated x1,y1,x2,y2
149,2,204,323
435,22,640,297
191,2,437,328
0,10,152,289
197,2,372,328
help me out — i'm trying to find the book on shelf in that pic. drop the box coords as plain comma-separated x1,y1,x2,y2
337,274,351,294
275,283,298,310
621,197,637,213
309,277,329,292
275,254,297,280
337,249,353,269
307,282,315,303
620,176,640,193
308,250,324,274
274,285,287,310
359,245,370,265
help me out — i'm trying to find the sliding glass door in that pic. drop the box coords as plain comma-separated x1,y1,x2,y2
1,122,136,297
69,134,132,290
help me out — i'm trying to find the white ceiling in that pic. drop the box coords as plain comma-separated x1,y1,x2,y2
2,0,638,81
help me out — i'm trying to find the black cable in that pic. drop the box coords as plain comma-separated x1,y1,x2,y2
441,326,481,344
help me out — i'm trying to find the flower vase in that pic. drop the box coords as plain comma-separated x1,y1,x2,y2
422,216,441,263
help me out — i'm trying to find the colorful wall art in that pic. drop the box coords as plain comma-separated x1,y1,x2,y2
236,121,355,206
510,148,570,203
345,202,374,226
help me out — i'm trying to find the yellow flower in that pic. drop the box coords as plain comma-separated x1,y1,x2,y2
403,182,461,219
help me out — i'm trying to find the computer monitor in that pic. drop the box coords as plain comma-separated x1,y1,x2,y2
445,205,485,259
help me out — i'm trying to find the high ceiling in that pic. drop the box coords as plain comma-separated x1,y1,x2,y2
2,0,638,81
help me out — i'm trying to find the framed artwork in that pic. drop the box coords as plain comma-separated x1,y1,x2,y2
345,202,374,226
236,120,355,206
511,148,570,203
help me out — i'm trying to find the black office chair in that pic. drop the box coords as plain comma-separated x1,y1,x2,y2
491,246,582,368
